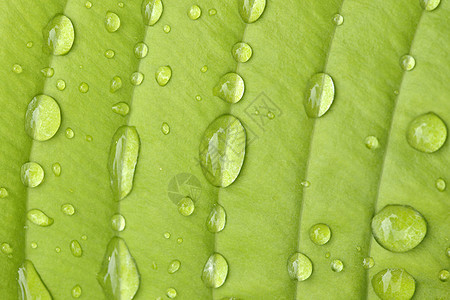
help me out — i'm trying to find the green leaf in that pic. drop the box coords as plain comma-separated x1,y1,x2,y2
0,0,448,299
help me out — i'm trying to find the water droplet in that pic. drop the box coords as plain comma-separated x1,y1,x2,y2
12,64,23,74
325,252,330,258
363,257,375,269
55,247,61,253
238,0,266,23
31,242,38,249
161,122,170,135
142,0,163,26
202,253,228,288
118,2,124,8
356,246,362,252
201,65,208,73
209,9,217,16
111,214,126,231
155,66,172,86
134,42,149,59
131,72,144,86
21,162,45,188
27,41,34,48
195,95,202,101
164,232,171,239
105,11,121,33
43,14,75,55
177,197,194,216
79,82,89,93
205,203,226,233
287,252,313,281
394,90,399,95
439,269,449,282
70,240,83,257
309,223,331,245
304,73,335,118
64,128,74,140
18,260,52,299
81,235,87,241
365,136,380,149
25,95,61,141
301,180,310,188
0,187,9,198
152,261,158,269
400,55,416,71
27,209,53,226
188,5,202,20
1,243,13,255
406,112,447,153
110,76,123,93
232,42,252,63
331,259,344,272
163,25,171,33
199,115,246,187
333,13,344,25
86,135,93,142
105,49,115,59
372,205,427,252
40,67,54,78
108,126,140,200
112,102,130,116
177,238,183,244
61,203,75,216
168,260,181,274
420,0,441,11
85,1,92,9
72,285,82,298
166,288,177,299
56,79,66,91
372,269,415,300
213,73,245,103
435,178,446,192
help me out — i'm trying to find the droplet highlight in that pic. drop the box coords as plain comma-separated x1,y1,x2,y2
420,0,441,11
363,257,375,269
439,269,449,282
70,240,83,257
161,122,170,135
72,285,82,298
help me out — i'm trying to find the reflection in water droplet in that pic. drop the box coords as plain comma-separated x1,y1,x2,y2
112,102,130,116
27,209,53,226
0,187,9,198
333,13,344,25
177,197,194,216
105,49,115,59
134,42,149,59
209,9,217,16
365,136,380,150
161,122,170,135
111,214,126,231
163,25,171,33
406,112,447,153
188,5,202,20
331,259,344,272
238,0,266,23
400,55,415,71
72,285,82,298
21,162,45,188
105,12,121,32
309,223,331,245
439,269,449,282
43,14,75,55
287,252,313,281
166,288,177,299
363,257,375,269
372,269,415,300
65,127,75,139
304,73,335,118
213,73,245,104
420,0,441,11
131,72,144,86
202,253,228,288
61,203,75,216
79,82,89,93
142,0,163,26
110,76,123,93
168,260,181,274
156,66,172,86
164,232,171,239
13,64,23,74
56,79,66,91
25,95,61,141
435,178,446,192
232,42,252,63
70,240,83,257
18,260,52,299
1,243,13,254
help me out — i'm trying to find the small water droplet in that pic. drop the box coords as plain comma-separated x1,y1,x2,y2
72,285,82,298
105,49,115,59
81,235,87,241
86,135,93,142
56,79,66,91
27,41,34,48
232,42,252,63
161,122,170,135
406,112,447,153
400,55,416,71
362,257,375,269
439,269,449,282
356,246,361,252
152,261,158,269
325,252,330,258
372,269,415,300
142,0,163,25
304,73,335,118
134,42,149,59
25,95,61,141
85,1,92,9
118,2,124,8
168,260,181,274
202,253,228,288
372,205,427,252
55,247,61,253
13,64,23,74
112,102,130,116
201,65,208,73
420,0,441,11
21,162,45,188
65,127,75,139
435,178,446,192
177,237,183,244
0,187,9,198
105,11,121,32
287,252,313,281
195,95,202,101
111,214,126,231
41,67,54,78
301,180,310,188
365,136,380,149
61,203,75,216
163,24,171,33
267,111,275,119
30,242,38,249
44,14,75,55
331,259,344,272
209,9,217,16
164,232,171,239
238,0,266,23
27,209,53,226
79,82,89,93
70,240,82,257
309,223,331,245
206,203,227,233
110,76,123,93
188,5,202,20
394,90,399,95
131,72,144,86
18,260,52,299
155,66,172,86
213,73,245,103
177,197,194,216
1,243,13,255
333,13,344,25
166,288,177,299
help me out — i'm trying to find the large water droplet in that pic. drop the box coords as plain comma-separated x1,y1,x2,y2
134,42,148,59
111,214,126,231
420,0,441,11
112,102,130,116
439,269,449,282
238,0,266,23
105,12,121,32
309,223,331,245
142,0,163,26
43,14,75,55
304,73,335,118
18,260,52,299
331,259,344,272
0,187,9,198
372,269,415,300
108,126,140,200
287,252,313,281
27,209,53,227
206,203,226,233
155,66,172,86
201,253,228,288
98,237,140,300
213,73,245,104
168,260,181,274
435,178,446,192
188,5,202,20
72,285,82,298
61,203,75,216
177,197,194,216
41,67,54,78
406,112,447,153
70,240,83,257
21,162,45,188
400,55,416,71
372,205,427,252
362,257,375,269
232,42,252,63
110,76,123,93
25,95,61,141
130,72,144,86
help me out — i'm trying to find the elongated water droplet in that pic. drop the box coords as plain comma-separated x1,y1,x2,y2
72,285,82,298
56,79,66,91
43,14,74,55
65,127,75,139
142,0,163,26
206,203,226,233
202,253,228,288
134,42,148,59
287,252,313,281
105,12,121,32
406,112,447,153
163,25,171,33
333,13,344,25
232,42,252,63
161,122,170,135
201,65,208,73
105,49,115,59
112,102,130,116
79,82,89,93
439,269,449,282
363,257,375,269
111,214,126,231
309,223,331,245
155,66,172,86
238,0,266,23
166,288,177,299
420,0,441,11
331,259,344,272
98,237,140,300
61,203,75,216
70,240,83,257
168,260,181,274
130,72,144,86
51,163,61,177
304,73,335,118
27,209,53,227
13,64,23,74
25,95,61,141
0,187,9,198
435,178,446,192
110,76,123,93
365,136,380,149
372,205,427,252
21,162,44,188
372,269,415,300
41,67,54,78
188,5,202,20
18,260,52,300
177,197,194,216
213,73,245,104
108,126,140,200
400,55,415,71
1,243,13,255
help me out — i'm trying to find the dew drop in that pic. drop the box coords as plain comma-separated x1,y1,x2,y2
0,187,9,198
70,240,83,257
301,180,310,188
325,252,330,258
111,214,126,231
110,76,123,93
209,9,217,16
202,253,228,288
65,127,74,139
238,0,266,23
81,235,87,241
27,41,34,48
163,25,171,33
25,95,61,141
72,285,82,298
333,13,344,25
435,178,446,192
112,102,130,116
12,64,23,74
372,205,427,252
304,73,335,118
43,14,75,56
363,257,375,269
56,79,66,91
152,262,158,269
130,72,144,86
118,2,124,8
365,136,380,150
41,67,54,78
331,259,344,272
213,73,245,104
439,269,449,282
232,42,252,63
1,243,13,255
142,0,163,26
309,223,331,245
21,162,45,188
372,269,415,300
85,1,92,9
287,252,313,281
105,49,115,59
420,0,441,11
161,122,170,135
177,197,194,216
108,126,140,200
27,209,53,226
406,112,447,153
155,66,172,86
201,65,208,73
86,135,93,142
61,203,75,216
18,260,52,299
134,42,149,59
168,260,181,274
166,288,177,299
105,11,121,32
400,55,416,71
79,82,89,93
30,242,38,249
188,5,202,20
195,95,202,101
55,247,61,253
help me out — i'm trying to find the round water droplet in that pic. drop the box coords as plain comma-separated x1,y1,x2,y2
130,72,144,86
209,9,217,16
301,180,310,188
21,162,45,188
25,95,61,141
30,242,38,249
435,178,446,192
56,79,66,91
43,14,75,55
333,13,344,25
177,238,183,244
372,269,415,300
206,203,226,233
420,0,441,11
1,243,13,255
287,252,313,281
27,209,53,226
134,42,149,59
79,82,89,93
65,127,75,139
27,41,33,48
86,135,93,142
400,55,416,71
70,240,82,257
163,25,171,33
111,214,126,231
72,285,82,298
325,252,330,258
177,197,194,216
331,259,344,272
406,112,447,153
142,0,163,26
55,247,61,253
238,0,266,23
85,1,92,8
155,66,172,86
168,260,181,274
372,205,427,252
0,187,9,198
105,11,121,32
213,73,245,103
304,73,335,118
12,64,23,74
195,95,202,101
365,136,380,149
166,288,177,299
202,253,228,288
309,223,331,245
110,76,123,93
201,65,208,73
439,269,449,282
105,49,115,59
164,232,171,239
188,5,202,20
41,67,54,78
161,122,170,135
61,203,75,216
112,102,130,116
118,2,124,8
363,257,375,269
232,42,252,63
267,112,275,119
81,235,87,241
